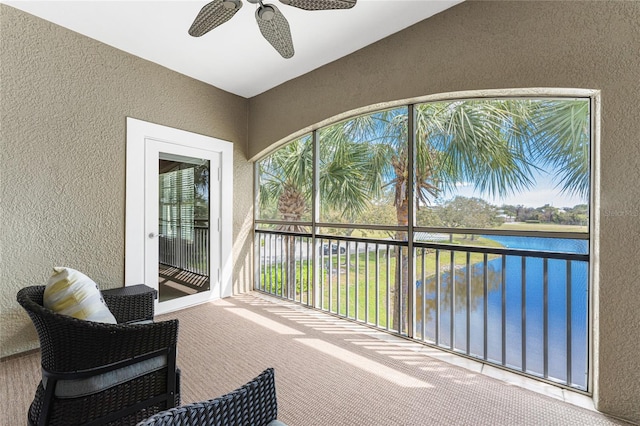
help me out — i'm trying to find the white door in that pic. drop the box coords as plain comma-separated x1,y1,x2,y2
126,118,233,315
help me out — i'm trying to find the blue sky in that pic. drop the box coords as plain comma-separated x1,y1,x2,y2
442,167,588,208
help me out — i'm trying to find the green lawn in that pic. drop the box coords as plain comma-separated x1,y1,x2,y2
259,235,504,330
258,224,585,336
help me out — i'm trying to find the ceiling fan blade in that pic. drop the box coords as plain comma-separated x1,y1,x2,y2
255,4,295,59
188,0,243,37
279,0,356,11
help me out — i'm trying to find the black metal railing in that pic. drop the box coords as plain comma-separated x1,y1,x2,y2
255,229,589,391
159,225,209,276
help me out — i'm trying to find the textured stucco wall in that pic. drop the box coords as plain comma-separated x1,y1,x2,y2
0,5,253,356
247,1,640,423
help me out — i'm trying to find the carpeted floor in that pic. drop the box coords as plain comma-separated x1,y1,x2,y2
1,292,633,425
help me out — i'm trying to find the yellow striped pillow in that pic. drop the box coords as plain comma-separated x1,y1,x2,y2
43,267,117,324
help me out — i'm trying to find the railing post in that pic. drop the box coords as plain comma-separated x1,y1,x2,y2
312,130,320,309
406,103,415,338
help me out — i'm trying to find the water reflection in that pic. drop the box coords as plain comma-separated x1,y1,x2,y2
415,237,588,390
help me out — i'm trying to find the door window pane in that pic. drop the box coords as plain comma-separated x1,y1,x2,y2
158,153,210,302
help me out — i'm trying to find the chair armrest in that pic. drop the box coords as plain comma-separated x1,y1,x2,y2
137,368,277,426
103,285,157,323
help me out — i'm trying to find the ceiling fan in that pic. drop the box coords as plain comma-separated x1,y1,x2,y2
188,0,357,59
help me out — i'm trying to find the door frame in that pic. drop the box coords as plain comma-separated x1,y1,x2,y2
125,117,233,313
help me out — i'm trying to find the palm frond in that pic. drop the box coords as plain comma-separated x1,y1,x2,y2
257,134,313,219
416,100,537,200
527,100,590,198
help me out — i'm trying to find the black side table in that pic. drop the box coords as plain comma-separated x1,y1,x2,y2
103,284,158,299
102,284,157,322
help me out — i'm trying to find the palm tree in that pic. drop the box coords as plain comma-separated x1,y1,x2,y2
259,98,589,332
333,99,589,332
259,136,311,298
259,137,313,227
259,131,385,297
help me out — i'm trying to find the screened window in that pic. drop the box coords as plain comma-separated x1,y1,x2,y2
318,107,408,229
413,98,590,238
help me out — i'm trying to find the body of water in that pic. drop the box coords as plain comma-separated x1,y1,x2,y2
485,234,588,254
416,235,588,390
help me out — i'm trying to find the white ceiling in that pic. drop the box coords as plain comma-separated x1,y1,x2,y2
4,0,462,98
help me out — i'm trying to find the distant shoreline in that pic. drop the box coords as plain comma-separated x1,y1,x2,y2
498,222,587,233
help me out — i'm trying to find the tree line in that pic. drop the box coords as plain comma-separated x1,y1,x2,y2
500,202,588,226
417,196,588,228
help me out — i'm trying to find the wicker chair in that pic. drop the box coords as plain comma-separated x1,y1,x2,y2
137,368,286,426
17,285,180,426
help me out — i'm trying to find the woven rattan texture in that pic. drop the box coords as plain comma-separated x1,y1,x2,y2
29,370,180,425
102,285,156,323
17,286,178,372
138,368,277,426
